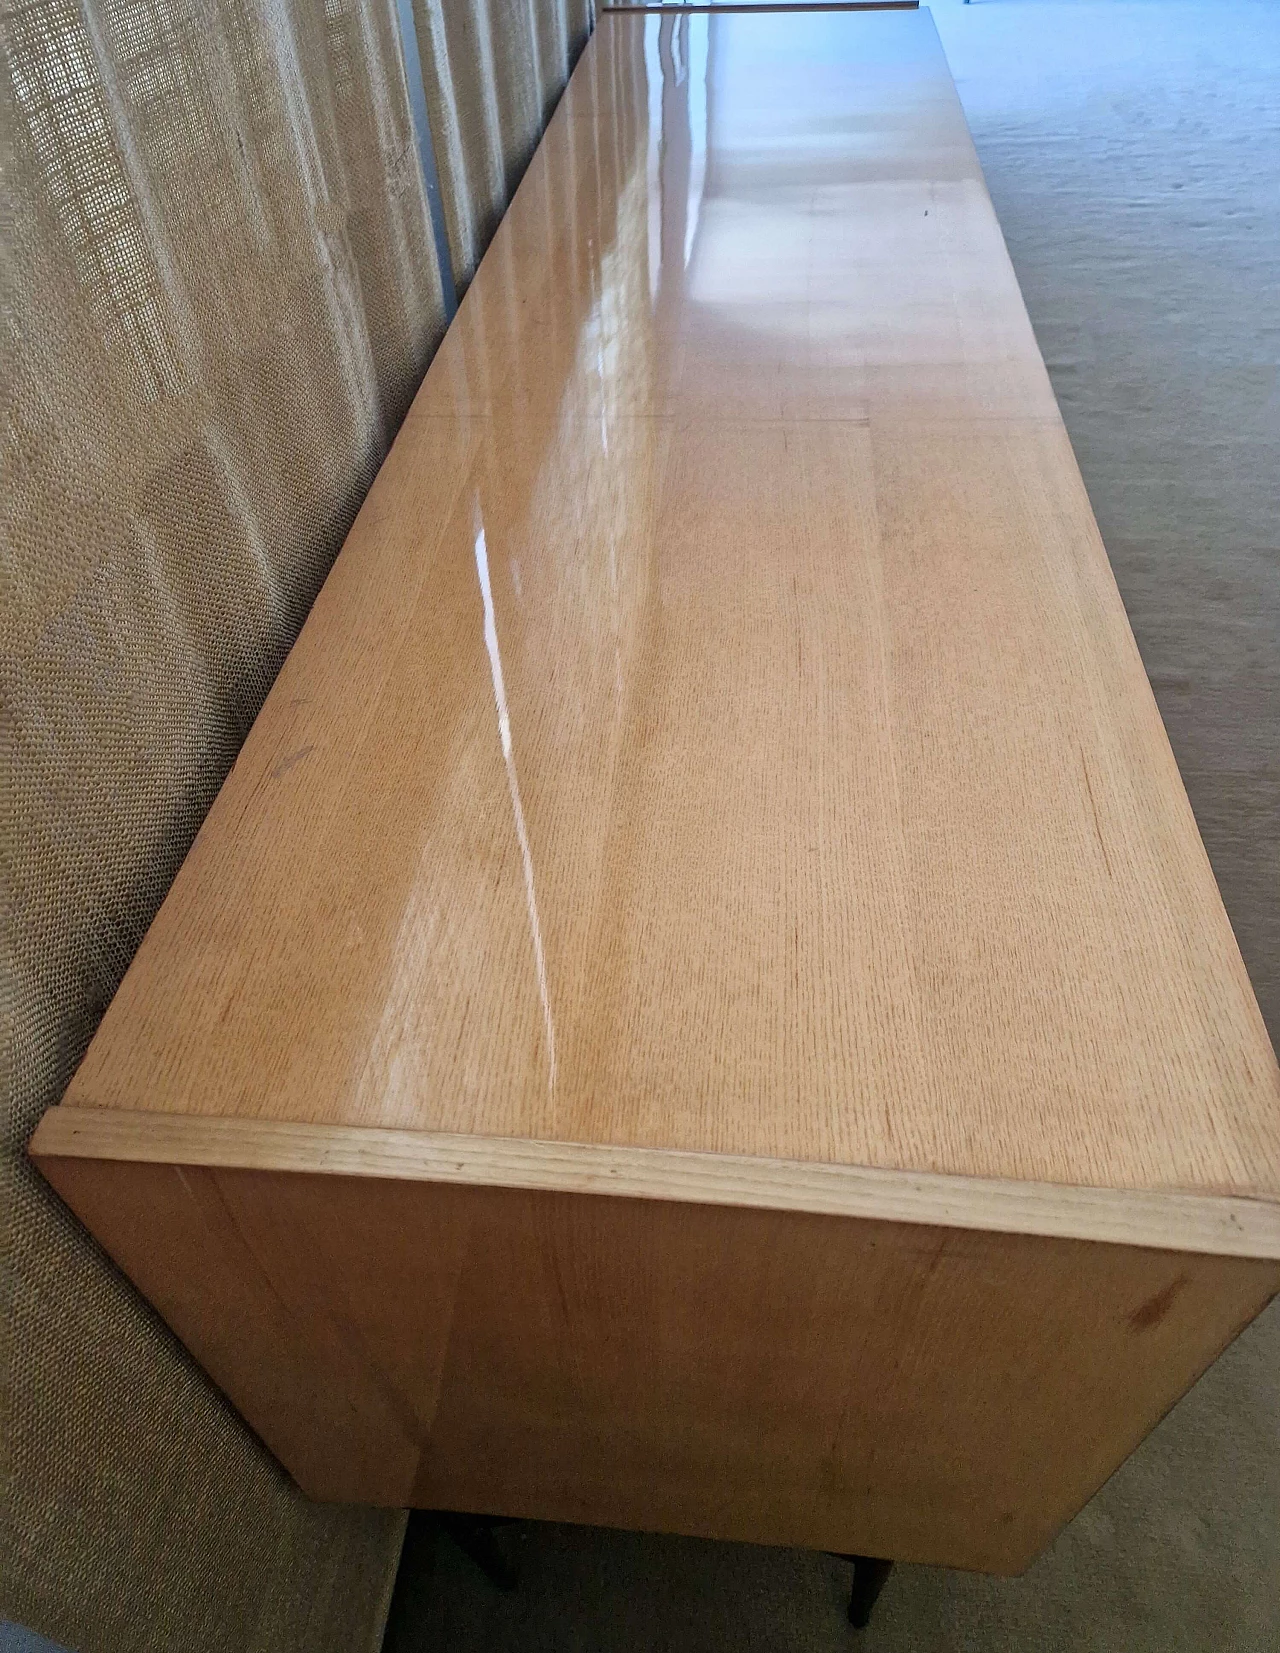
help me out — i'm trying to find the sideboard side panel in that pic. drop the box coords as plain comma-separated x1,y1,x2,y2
35,1149,1280,1572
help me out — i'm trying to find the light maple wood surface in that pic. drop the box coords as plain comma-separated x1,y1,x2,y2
58,11,1279,1204
30,7,1280,1570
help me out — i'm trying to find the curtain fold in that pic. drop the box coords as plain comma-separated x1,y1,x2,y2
412,0,594,290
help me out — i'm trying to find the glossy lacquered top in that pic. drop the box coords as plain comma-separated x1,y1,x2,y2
66,11,1280,1197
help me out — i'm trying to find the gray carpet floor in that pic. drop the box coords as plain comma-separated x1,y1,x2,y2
385,2,1280,1648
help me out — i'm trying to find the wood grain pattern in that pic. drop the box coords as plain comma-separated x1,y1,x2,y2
34,1141,1280,1571
28,7,1280,1573
31,1106,1280,1260
57,10,1280,1202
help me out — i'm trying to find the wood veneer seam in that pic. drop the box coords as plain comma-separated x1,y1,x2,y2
30,1106,1280,1261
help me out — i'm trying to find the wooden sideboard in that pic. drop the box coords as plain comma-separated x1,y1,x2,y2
32,6,1280,1576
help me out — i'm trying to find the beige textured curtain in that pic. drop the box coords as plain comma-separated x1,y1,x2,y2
1,0,445,1645
3,0,597,1642
413,0,594,289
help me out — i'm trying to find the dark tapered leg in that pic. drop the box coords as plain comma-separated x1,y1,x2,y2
842,1555,894,1629
381,1510,440,1652
437,1513,519,1591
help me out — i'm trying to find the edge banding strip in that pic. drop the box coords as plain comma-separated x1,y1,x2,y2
30,1105,1280,1261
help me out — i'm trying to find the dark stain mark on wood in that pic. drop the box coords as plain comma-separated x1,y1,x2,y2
272,745,315,779
1079,745,1114,878
1129,1272,1189,1331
